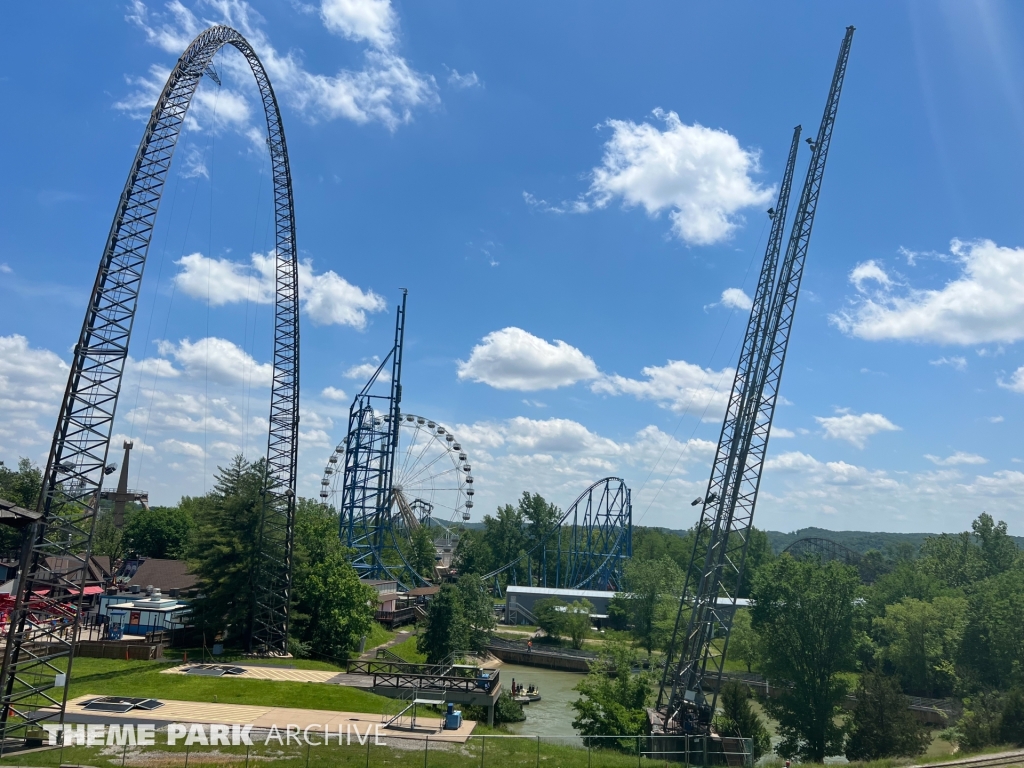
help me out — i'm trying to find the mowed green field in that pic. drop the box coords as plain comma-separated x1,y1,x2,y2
65,658,395,714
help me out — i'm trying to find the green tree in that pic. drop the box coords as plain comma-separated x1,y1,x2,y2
563,599,593,650
1000,689,1024,747
481,504,525,582
571,640,655,750
873,596,967,696
619,555,684,654
290,498,376,660
948,692,1004,751
519,492,560,583
845,672,929,761
751,557,860,762
453,529,489,575
971,513,1019,578
867,560,951,620
408,524,438,581
960,567,1024,689
728,609,761,673
920,531,984,589
0,458,41,553
189,456,266,649
456,573,496,651
91,509,126,562
534,597,566,640
123,503,196,558
715,681,771,760
418,584,469,664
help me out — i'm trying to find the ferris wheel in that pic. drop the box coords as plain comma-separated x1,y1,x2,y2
320,413,475,538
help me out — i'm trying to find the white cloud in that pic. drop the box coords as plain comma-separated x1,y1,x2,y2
849,260,892,292
125,0,438,132
450,417,714,524
930,356,967,371
720,288,752,311
321,386,348,402
815,410,900,449
0,335,69,457
345,361,388,381
173,251,387,329
445,67,481,89
550,109,773,245
998,366,1024,393
772,427,796,438
320,0,396,49
161,438,206,458
593,359,734,420
0,263,13,274
157,337,274,387
457,328,599,391
833,239,1024,344
925,452,987,466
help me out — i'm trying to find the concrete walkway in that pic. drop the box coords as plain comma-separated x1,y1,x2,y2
64,695,477,742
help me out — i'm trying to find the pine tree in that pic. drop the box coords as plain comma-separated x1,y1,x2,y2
189,456,267,650
845,672,929,761
715,682,771,760
417,584,468,664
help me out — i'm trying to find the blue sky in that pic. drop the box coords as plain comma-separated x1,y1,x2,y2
2,1,1024,535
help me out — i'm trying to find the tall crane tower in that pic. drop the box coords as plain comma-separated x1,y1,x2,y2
654,26,855,738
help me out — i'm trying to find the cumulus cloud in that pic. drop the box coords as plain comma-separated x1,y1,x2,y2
815,410,901,449
345,361,388,381
321,386,348,402
449,417,714,524
833,239,1024,344
593,359,734,420
320,0,396,49
173,251,387,329
532,109,773,245
125,0,438,132
925,452,987,466
457,328,600,391
0,335,69,456
156,337,274,387
720,288,752,311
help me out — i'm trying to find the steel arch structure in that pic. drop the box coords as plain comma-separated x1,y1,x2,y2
0,26,300,744
484,477,632,592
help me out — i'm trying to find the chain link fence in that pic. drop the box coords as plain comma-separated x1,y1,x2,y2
0,731,753,768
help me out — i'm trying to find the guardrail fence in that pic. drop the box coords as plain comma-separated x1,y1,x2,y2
0,732,754,768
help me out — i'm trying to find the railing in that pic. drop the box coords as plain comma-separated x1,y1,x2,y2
375,647,409,664
372,668,499,695
486,635,596,660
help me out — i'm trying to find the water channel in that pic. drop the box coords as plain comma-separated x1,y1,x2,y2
500,662,585,738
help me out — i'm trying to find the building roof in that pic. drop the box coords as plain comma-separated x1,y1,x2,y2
126,558,198,592
44,555,111,584
505,585,619,600
0,498,41,528
405,586,440,597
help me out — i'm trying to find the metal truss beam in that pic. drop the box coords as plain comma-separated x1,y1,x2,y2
0,25,300,743
658,27,855,732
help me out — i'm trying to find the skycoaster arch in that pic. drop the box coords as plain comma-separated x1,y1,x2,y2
484,477,632,593
0,25,300,745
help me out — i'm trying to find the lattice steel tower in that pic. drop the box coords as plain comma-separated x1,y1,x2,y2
0,26,301,745
655,27,855,736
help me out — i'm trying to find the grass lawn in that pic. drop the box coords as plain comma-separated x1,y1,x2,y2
65,658,395,714
364,621,397,651
388,634,427,663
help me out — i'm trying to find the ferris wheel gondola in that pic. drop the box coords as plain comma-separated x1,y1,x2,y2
321,413,474,547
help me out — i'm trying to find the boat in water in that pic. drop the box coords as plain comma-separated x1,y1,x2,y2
511,682,541,704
